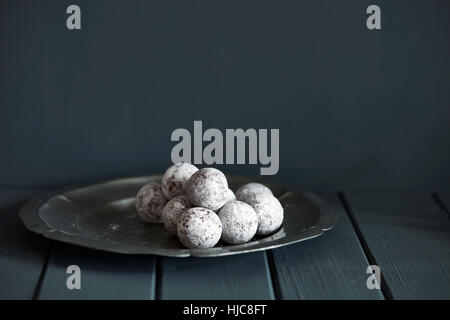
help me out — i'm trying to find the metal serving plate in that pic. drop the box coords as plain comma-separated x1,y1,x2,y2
19,175,337,257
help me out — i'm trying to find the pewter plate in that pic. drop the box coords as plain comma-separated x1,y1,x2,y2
19,175,337,257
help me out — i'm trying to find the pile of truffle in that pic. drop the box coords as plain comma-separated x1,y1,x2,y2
135,163,284,249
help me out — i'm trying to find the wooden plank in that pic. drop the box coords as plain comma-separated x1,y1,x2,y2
159,252,274,299
269,194,384,300
37,242,157,300
0,189,50,299
344,193,450,299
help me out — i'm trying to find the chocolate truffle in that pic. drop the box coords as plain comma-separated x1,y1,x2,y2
224,188,236,203
246,193,284,235
216,188,236,212
177,207,222,249
235,183,273,203
161,195,192,235
186,168,229,211
218,200,258,244
135,183,168,223
161,163,198,199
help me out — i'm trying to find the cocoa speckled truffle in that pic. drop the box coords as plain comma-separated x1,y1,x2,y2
245,193,284,235
218,200,258,244
177,207,222,249
161,163,198,199
224,188,236,203
216,188,237,212
235,183,273,203
161,195,192,235
135,183,168,223
186,168,229,211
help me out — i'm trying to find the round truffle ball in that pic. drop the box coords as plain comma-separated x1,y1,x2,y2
236,183,273,203
218,200,258,244
161,163,198,199
177,207,222,249
186,168,229,211
224,188,236,203
135,183,168,223
161,195,192,235
216,188,236,212
246,193,284,235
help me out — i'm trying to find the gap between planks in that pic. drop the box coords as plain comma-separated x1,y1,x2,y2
265,250,282,300
155,257,162,300
432,193,450,219
32,241,54,300
338,192,394,300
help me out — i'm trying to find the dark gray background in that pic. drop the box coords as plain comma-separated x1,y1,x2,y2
1,0,449,191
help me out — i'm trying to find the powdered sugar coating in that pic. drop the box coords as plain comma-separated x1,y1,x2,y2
135,183,168,223
236,183,273,203
218,200,258,244
216,188,237,212
186,168,229,211
161,195,192,235
161,163,198,199
245,193,284,235
224,188,236,203
177,207,222,249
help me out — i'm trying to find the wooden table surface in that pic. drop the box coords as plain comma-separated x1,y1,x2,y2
0,189,449,300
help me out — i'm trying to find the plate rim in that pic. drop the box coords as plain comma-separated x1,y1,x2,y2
19,174,338,258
